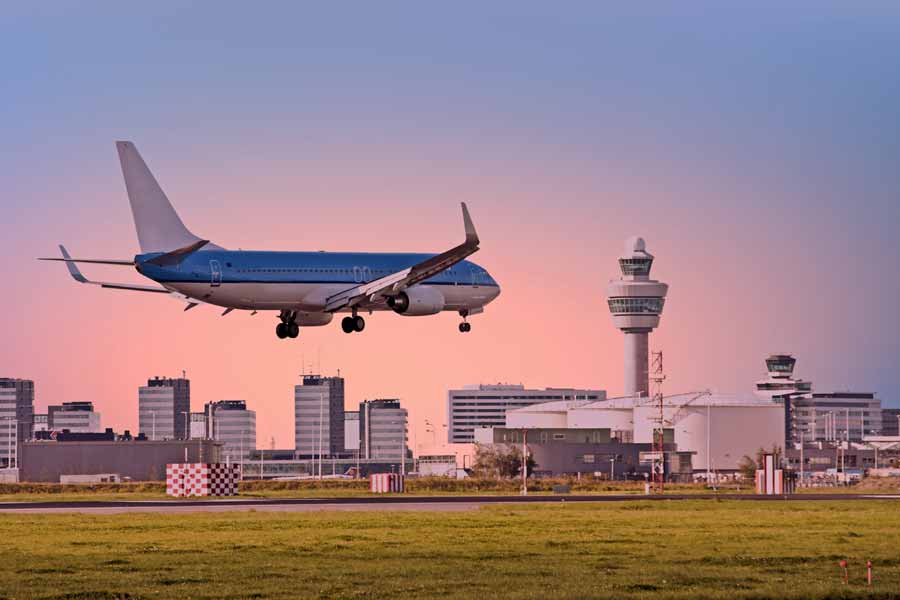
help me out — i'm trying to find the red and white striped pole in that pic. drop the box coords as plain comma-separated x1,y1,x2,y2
867,560,873,586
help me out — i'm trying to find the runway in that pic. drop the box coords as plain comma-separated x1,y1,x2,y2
0,493,897,514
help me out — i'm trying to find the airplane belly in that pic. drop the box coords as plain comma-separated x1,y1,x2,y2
168,282,341,311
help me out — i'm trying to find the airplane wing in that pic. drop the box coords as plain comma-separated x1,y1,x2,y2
325,203,480,312
47,245,171,294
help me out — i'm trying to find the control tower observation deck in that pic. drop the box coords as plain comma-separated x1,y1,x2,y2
606,237,669,398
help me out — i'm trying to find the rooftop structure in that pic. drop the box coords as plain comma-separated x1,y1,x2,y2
606,237,669,398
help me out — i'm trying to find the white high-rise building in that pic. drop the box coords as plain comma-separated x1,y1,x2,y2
138,377,190,440
360,399,407,461
294,375,345,457
206,400,256,462
0,378,34,468
447,385,605,444
606,237,669,398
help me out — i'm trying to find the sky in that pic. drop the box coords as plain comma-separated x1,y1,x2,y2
2,3,899,453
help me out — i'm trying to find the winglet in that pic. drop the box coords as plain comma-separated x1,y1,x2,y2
461,202,479,246
59,245,88,283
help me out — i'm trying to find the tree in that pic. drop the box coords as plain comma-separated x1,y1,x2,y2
471,443,537,479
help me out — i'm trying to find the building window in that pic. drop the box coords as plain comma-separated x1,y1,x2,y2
583,454,595,464
552,433,566,441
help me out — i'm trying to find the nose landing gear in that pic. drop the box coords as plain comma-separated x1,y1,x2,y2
276,311,300,339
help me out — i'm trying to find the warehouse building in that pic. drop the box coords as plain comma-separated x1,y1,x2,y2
21,436,221,482
498,392,784,473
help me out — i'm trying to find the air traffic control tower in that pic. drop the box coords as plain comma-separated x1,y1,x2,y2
606,237,669,397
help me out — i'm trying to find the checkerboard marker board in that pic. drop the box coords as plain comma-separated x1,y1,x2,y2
166,463,241,497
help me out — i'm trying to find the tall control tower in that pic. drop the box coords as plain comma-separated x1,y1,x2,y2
606,237,669,397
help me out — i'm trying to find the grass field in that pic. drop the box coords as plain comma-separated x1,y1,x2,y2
1,499,899,599
0,479,749,504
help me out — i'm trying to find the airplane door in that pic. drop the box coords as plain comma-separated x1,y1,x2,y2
210,260,222,287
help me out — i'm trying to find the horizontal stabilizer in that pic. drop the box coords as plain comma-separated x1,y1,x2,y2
49,245,171,294
37,257,134,266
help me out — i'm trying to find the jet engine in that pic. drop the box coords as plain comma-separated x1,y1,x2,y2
387,286,445,316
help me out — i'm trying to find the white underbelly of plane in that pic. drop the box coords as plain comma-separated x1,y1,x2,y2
166,282,492,312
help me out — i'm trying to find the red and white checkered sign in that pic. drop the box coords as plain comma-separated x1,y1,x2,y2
370,473,404,493
166,463,240,497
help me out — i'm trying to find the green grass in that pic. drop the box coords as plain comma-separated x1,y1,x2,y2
1,500,899,599
0,479,748,503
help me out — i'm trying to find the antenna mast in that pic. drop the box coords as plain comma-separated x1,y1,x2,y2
650,350,666,493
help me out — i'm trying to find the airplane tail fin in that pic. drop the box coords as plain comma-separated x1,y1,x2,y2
116,141,216,254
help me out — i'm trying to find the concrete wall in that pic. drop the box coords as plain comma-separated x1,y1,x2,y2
21,440,222,482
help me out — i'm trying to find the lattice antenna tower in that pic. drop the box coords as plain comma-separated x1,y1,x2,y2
650,350,666,492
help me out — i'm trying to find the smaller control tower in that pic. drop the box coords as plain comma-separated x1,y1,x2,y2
607,237,669,398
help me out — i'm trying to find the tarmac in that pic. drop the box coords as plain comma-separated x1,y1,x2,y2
1,493,897,514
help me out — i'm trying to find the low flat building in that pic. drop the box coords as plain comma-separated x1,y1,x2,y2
474,426,692,480
21,438,221,482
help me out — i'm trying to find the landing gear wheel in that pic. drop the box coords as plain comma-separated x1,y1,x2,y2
276,323,289,339
341,317,355,333
287,323,300,338
353,316,366,332
459,322,471,333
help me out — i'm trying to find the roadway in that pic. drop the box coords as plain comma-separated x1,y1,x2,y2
1,493,898,514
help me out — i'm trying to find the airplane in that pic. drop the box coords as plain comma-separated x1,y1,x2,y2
41,142,501,339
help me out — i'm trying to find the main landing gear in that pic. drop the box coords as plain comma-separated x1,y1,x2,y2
458,309,472,333
341,313,366,334
276,311,300,339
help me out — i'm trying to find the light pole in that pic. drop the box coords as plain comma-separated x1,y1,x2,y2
318,392,324,480
240,429,245,481
152,411,156,441
609,456,615,481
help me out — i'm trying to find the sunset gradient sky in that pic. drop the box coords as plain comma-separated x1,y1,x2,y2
3,3,899,452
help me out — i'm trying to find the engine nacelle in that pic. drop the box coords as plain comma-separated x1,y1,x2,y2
387,286,445,316
295,312,333,327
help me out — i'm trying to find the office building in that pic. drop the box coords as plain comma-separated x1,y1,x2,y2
344,411,360,452
359,399,407,461
754,355,882,443
47,402,102,433
606,236,669,397
138,376,190,440
0,378,34,468
882,409,900,437
447,385,605,444
206,400,256,462
294,375,345,456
